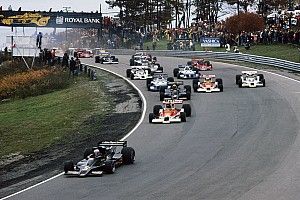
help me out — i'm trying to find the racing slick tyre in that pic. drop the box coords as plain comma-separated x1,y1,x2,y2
153,105,163,116
84,148,94,159
258,74,264,80
238,80,243,88
173,68,179,77
182,104,191,117
103,160,115,174
262,79,266,87
146,78,152,87
121,147,135,164
64,161,74,173
177,73,181,79
158,67,164,72
187,61,192,66
130,59,134,66
216,78,223,85
184,85,192,93
160,92,165,101
167,77,174,82
115,58,119,62
149,113,155,123
130,73,135,80
95,56,100,63
126,69,131,78
193,79,198,92
186,91,191,100
180,112,187,122
219,84,224,92
147,69,151,75
236,75,242,85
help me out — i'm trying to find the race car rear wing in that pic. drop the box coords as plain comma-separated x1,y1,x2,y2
242,71,257,75
163,99,183,104
167,81,183,86
97,141,127,147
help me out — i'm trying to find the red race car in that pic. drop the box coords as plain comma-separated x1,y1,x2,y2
189,58,213,71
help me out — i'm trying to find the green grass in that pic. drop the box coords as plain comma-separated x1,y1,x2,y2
0,77,112,158
144,39,300,63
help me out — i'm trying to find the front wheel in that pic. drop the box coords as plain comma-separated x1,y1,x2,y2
103,160,115,174
64,161,74,173
180,112,187,122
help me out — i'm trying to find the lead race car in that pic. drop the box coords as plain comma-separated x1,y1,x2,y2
149,100,191,124
173,65,200,79
146,73,174,91
236,71,265,88
64,141,135,177
189,58,213,71
126,66,152,80
193,75,223,92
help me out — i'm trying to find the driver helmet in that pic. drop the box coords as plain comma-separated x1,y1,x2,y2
172,84,177,90
94,149,100,157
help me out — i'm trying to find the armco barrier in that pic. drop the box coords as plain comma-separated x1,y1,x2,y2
107,49,300,72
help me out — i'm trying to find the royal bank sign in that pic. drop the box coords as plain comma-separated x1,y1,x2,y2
200,37,221,47
0,10,103,28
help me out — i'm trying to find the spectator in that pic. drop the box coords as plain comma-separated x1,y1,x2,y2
75,57,81,75
62,52,69,68
69,57,76,78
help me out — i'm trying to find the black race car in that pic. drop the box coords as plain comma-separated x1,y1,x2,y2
95,55,119,64
64,141,135,177
159,81,192,101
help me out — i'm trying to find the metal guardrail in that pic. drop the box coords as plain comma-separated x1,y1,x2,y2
107,49,300,72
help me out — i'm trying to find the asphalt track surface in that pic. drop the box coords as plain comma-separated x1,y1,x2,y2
3,56,300,200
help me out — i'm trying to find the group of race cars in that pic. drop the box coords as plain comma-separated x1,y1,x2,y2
64,52,266,177
125,54,266,125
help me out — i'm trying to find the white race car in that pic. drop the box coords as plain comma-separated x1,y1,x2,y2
173,65,200,79
149,100,191,124
236,71,265,88
95,55,119,64
146,73,174,91
126,67,152,80
193,75,223,92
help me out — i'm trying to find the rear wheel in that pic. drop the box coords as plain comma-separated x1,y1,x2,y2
186,91,191,100
126,69,131,78
193,79,199,92
130,73,134,80
158,67,163,72
95,56,100,63
187,61,192,66
216,78,223,85
167,77,174,82
146,78,152,87
103,160,115,174
236,75,241,85
160,92,165,101
149,113,155,123
184,85,192,93
64,161,74,173
219,84,223,92
182,104,191,117
173,68,179,77
121,147,135,164
262,79,266,87
130,59,134,66
153,105,163,116
238,80,243,88
180,112,187,122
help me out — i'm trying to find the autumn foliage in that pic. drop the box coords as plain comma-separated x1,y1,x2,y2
225,12,265,34
0,68,69,100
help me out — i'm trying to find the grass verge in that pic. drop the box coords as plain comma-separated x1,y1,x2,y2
0,76,112,158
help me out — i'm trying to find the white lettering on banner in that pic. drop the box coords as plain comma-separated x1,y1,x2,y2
84,18,101,23
64,18,84,23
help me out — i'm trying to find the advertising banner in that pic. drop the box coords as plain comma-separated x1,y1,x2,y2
200,37,221,47
0,11,102,28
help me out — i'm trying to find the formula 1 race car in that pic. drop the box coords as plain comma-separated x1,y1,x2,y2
193,75,223,92
64,141,135,177
130,52,153,66
160,81,192,101
126,67,152,80
149,100,191,123
146,73,174,91
95,55,119,64
236,71,265,88
189,58,213,71
77,49,94,58
173,65,200,79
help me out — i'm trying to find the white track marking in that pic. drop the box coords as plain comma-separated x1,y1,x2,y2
0,63,147,200
0,173,64,200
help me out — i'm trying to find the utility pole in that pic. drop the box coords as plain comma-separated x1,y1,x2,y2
63,6,71,42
